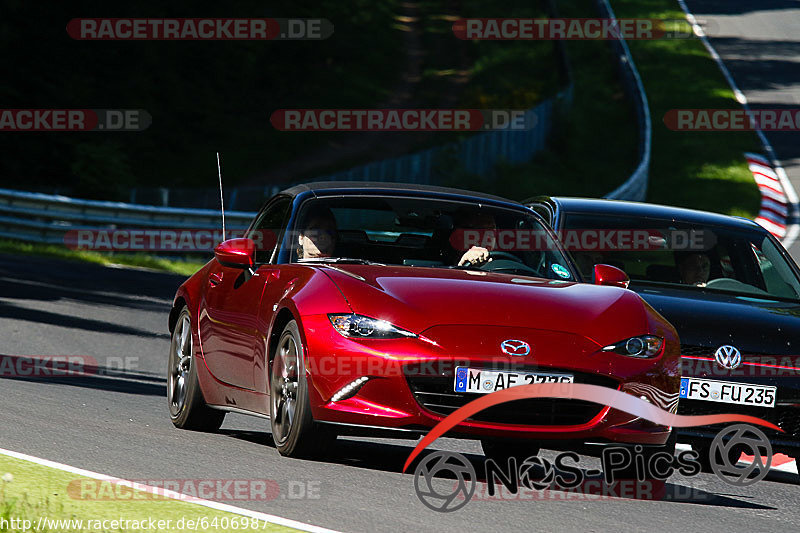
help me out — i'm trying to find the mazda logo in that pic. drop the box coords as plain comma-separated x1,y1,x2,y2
714,345,742,370
501,339,530,356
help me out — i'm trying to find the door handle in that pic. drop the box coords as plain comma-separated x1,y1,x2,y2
209,272,223,286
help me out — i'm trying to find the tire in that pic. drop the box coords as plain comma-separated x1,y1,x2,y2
695,445,713,473
481,439,540,466
269,319,335,457
168,306,225,431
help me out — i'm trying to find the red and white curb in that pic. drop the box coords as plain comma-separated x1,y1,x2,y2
678,0,799,249
676,443,798,475
747,152,789,239
740,452,798,474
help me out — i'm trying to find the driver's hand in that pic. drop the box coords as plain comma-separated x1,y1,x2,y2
458,246,491,266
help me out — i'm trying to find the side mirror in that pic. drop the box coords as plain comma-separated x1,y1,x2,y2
593,264,630,289
214,238,255,269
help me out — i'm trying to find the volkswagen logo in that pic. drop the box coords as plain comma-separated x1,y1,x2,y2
714,345,742,370
501,339,530,356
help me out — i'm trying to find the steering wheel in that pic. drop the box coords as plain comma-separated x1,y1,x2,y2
460,251,523,269
486,251,523,264
705,277,769,295
475,251,540,275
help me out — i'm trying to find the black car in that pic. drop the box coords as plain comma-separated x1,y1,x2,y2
527,196,800,461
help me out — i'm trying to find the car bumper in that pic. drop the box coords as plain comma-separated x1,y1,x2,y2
300,314,680,446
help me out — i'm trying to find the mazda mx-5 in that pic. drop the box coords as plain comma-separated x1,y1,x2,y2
167,183,680,462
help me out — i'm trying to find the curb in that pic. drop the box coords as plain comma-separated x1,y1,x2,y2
746,152,789,238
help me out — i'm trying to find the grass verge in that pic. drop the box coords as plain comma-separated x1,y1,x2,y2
440,0,639,200
0,240,206,277
609,0,763,217
451,0,763,217
0,454,296,533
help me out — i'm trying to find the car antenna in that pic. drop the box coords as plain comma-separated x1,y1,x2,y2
217,152,225,241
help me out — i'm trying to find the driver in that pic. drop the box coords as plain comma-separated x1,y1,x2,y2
677,252,711,287
453,210,497,267
297,205,337,259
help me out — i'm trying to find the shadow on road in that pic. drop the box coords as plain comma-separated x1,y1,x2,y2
217,428,782,510
0,354,167,396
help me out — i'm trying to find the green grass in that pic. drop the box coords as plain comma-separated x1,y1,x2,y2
0,454,296,532
0,0,406,197
415,0,560,110
0,240,206,277
295,0,563,176
610,0,762,217
446,0,763,216
438,0,638,200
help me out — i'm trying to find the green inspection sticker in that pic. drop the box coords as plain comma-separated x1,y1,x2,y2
551,264,570,278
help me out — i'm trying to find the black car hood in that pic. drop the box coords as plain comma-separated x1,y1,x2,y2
632,283,800,356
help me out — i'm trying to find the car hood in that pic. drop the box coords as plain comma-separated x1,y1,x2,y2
633,284,800,355
320,265,663,347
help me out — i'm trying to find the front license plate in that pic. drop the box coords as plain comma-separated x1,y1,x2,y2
454,367,574,394
679,377,776,407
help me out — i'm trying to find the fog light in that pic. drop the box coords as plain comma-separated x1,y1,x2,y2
330,376,370,402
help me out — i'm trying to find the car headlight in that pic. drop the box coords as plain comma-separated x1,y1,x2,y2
328,314,417,339
602,335,663,358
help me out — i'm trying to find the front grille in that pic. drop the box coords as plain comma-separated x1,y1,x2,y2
680,344,770,357
404,363,618,427
679,400,800,440
680,345,714,357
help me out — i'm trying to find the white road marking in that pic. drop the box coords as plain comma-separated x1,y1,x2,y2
677,0,800,250
0,447,340,533
676,443,798,474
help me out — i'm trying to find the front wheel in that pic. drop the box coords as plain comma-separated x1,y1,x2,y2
168,306,225,431
269,319,335,457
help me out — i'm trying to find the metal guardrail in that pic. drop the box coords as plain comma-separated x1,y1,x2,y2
0,188,253,245
0,91,579,245
128,86,575,212
597,0,652,202
0,2,650,247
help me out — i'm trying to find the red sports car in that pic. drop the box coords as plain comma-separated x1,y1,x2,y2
167,182,680,461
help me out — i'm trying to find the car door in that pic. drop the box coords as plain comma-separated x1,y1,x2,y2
199,196,292,390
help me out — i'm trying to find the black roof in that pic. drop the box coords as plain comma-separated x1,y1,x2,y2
279,181,520,206
536,196,764,232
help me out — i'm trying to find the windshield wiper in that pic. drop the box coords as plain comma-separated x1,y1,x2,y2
298,257,385,266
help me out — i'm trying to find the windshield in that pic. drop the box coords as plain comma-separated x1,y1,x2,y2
563,213,800,301
284,196,576,281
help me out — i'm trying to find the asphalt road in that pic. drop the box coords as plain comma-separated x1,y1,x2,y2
0,254,798,532
684,0,800,262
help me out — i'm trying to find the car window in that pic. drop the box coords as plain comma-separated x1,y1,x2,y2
248,196,291,264
529,203,552,226
286,196,577,281
757,239,800,299
561,212,800,301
